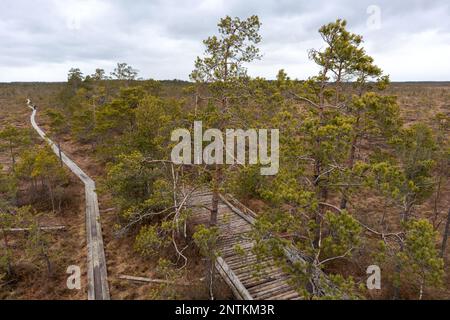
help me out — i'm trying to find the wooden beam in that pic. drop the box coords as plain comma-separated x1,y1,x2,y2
226,194,258,219
219,194,255,225
118,275,191,286
215,257,253,300
2,226,66,233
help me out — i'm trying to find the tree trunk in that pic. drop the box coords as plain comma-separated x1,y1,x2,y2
440,208,450,260
313,160,322,248
207,166,221,300
380,198,388,226
340,118,360,210
392,262,401,300
402,201,413,223
340,140,357,209
2,230,12,276
432,175,442,228
419,278,424,300
393,202,413,299
207,259,215,300
433,154,445,228
92,100,97,127
194,92,199,116
9,143,15,172
43,252,53,277
58,141,63,167
47,180,55,212
314,160,329,248
58,196,62,213
210,191,219,227
210,166,221,227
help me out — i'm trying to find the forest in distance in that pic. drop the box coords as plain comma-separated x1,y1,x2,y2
0,15,449,301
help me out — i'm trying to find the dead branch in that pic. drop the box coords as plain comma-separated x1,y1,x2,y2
118,275,191,286
2,226,66,233
317,248,354,266
289,92,320,108
318,202,403,242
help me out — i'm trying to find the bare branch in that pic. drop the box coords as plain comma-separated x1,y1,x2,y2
317,247,354,266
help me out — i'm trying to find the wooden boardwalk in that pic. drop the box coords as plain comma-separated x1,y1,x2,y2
28,100,110,300
188,190,302,300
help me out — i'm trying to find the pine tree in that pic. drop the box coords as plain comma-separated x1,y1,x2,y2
111,62,139,81
0,125,31,172
399,219,444,299
16,147,68,212
45,109,67,166
19,207,54,277
190,15,262,298
0,208,16,277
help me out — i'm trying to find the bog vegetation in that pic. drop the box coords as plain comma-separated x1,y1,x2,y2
1,16,449,300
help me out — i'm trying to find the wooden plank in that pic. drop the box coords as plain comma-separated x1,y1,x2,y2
229,261,277,274
224,252,258,262
255,284,294,300
242,272,288,288
249,279,291,295
269,291,301,300
217,238,253,247
218,237,252,247
215,257,253,300
226,257,269,268
236,267,282,282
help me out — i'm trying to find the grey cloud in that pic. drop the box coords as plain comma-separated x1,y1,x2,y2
0,0,449,82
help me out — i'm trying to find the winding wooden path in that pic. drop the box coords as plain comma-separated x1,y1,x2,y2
188,190,302,300
27,100,110,300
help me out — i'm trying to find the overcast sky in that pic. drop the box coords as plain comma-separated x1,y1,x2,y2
1,0,449,82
